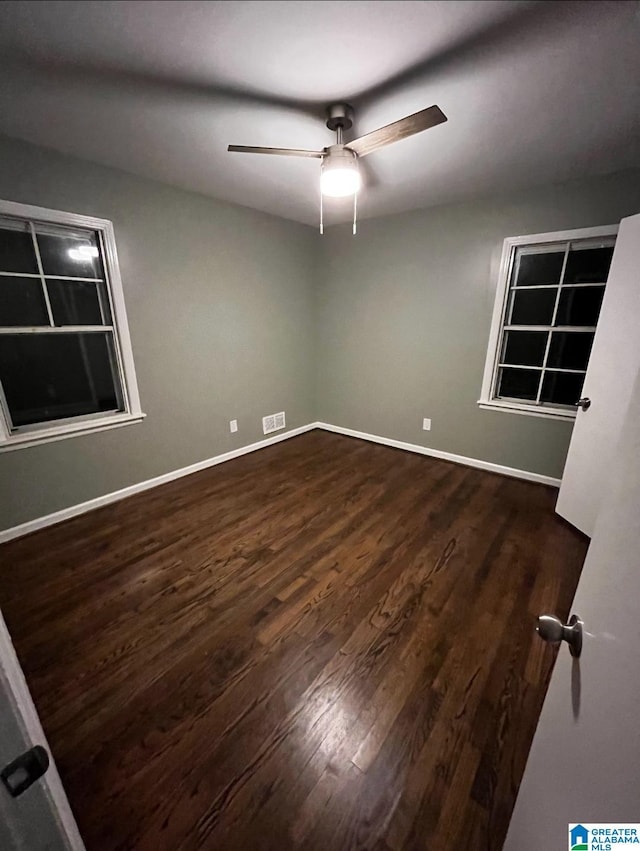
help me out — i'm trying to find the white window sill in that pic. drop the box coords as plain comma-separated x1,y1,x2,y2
0,412,146,452
478,399,576,422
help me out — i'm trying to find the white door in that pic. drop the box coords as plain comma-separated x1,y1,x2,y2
556,212,640,536
0,610,84,850
504,361,640,849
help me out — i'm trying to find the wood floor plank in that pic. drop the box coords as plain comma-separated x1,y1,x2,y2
0,430,587,850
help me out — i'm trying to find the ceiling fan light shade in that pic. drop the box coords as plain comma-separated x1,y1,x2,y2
321,148,361,197
321,167,361,197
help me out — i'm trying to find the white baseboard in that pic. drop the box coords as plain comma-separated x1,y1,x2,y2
315,422,562,488
0,419,561,544
0,424,316,544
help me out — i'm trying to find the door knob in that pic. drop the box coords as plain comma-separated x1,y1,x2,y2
536,614,583,658
576,397,591,411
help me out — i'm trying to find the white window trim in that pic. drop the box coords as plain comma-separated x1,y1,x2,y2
478,224,618,422
0,199,145,451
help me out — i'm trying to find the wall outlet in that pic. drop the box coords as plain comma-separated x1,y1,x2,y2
262,411,286,435
230,419,238,433
422,418,431,431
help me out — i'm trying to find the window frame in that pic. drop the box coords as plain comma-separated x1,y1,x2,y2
0,199,144,451
478,224,618,421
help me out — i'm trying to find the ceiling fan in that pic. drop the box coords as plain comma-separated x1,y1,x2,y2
228,102,447,233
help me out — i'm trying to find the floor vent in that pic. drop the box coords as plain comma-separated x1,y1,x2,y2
262,411,286,435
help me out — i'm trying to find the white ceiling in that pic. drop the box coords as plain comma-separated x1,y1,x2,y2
0,0,639,227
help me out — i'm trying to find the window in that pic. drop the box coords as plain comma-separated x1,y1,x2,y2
0,200,144,450
479,225,617,420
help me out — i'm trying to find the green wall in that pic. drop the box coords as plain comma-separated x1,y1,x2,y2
316,171,640,479
0,136,317,529
1,132,639,533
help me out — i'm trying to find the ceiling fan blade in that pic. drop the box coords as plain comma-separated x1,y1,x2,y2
228,145,324,158
346,105,447,158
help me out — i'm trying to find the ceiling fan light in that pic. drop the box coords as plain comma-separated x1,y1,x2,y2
321,167,361,197
321,148,361,197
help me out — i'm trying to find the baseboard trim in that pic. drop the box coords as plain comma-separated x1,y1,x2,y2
315,422,562,488
1,420,561,544
0,423,316,544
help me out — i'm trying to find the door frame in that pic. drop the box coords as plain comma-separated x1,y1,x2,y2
0,609,85,850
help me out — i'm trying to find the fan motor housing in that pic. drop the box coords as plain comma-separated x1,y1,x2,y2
324,144,358,163
326,103,354,132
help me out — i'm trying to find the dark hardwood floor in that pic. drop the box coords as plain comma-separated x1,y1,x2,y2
0,430,587,851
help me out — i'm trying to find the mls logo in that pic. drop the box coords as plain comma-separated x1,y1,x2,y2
570,824,589,850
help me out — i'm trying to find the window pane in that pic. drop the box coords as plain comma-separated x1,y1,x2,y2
547,331,594,370
0,332,121,427
509,288,556,325
515,251,564,287
0,276,49,326
35,230,103,279
497,368,540,401
564,246,614,285
540,371,584,406
47,279,104,326
502,330,548,366
0,225,38,274
555,286,605,327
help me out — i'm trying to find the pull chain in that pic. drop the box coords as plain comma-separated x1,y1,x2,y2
319,159,324,234
352,190,358,235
